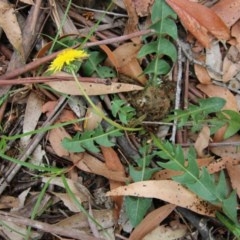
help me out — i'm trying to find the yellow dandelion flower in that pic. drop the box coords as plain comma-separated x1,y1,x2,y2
48,48,89,73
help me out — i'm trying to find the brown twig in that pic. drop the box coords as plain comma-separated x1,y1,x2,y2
0,29,152,81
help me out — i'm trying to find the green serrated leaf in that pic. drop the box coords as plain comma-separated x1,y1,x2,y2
138,38,177,62
82,51,106,76
164,97,226,124
129,165,158,182
151,18,178,40
222,191,238,224
151,0,177,23
218,110,240,139
215,171,229,199
125,196,152,227
62,127,122,153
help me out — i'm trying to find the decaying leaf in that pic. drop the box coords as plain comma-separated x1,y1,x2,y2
48,127,71,157
129,204,176,240
211,0,240,27
71,153,130,182
0,1,24,59
133,0,154,17
45,81,143,95
194,125,210,157
205,41,222,81
222,45,240,82
142,221,187,240
166,0,230,48
106,42,147,84
21,92,44,147
107,180,217,216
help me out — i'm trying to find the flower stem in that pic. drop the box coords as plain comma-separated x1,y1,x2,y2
71,69,142,131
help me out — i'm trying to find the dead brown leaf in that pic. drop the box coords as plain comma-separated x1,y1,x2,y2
133,0,154,17
48,127,71,157
211,0,240,27
222,45,240,82
107,180,217,216
194,125,210,157
71,153,130,182
194,55,211,84
106,42,147,85
45,81,143,95
101,146,125,218
0,1,24,59
166,0,230,48
129,204,176,240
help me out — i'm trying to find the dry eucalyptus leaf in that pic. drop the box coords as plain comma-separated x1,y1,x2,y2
0,1,24,59
211,0,240,27
222,45,240,82
48,127,71,157
129,204,176,240
71,153,130,182
20,0,34,4
55,209,115,230
166,0,230,48
107,180,217,216
45,81,143,95
194,125,210,157
205,41,222,81
21,92,44,147
143,222,187,240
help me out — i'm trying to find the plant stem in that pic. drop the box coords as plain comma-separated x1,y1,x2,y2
71,69,142,131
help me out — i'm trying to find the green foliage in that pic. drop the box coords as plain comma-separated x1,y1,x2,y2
125,196,152,227
62,126,122,153
125,144,159,227
138,0,177,86
81,51,116,78
217,110,240,139
152,134,239,225
164,97,226,132
111,96,136,124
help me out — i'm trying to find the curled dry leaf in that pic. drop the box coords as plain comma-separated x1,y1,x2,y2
222,45,240,82
143,222,187,240
106,180,217,216
205,41,222,81
48,127,71,157
45,81,143,95
71,153,130,182
194,55,211,84
55,209,115,230
106,42,147,84
0,1,24,59
21,92,44,147
194,125,210,157
166,0,230,48
211,0,240,27
133,0,154,17
101,146,125,218
123,0,140,43
129,204,176,240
